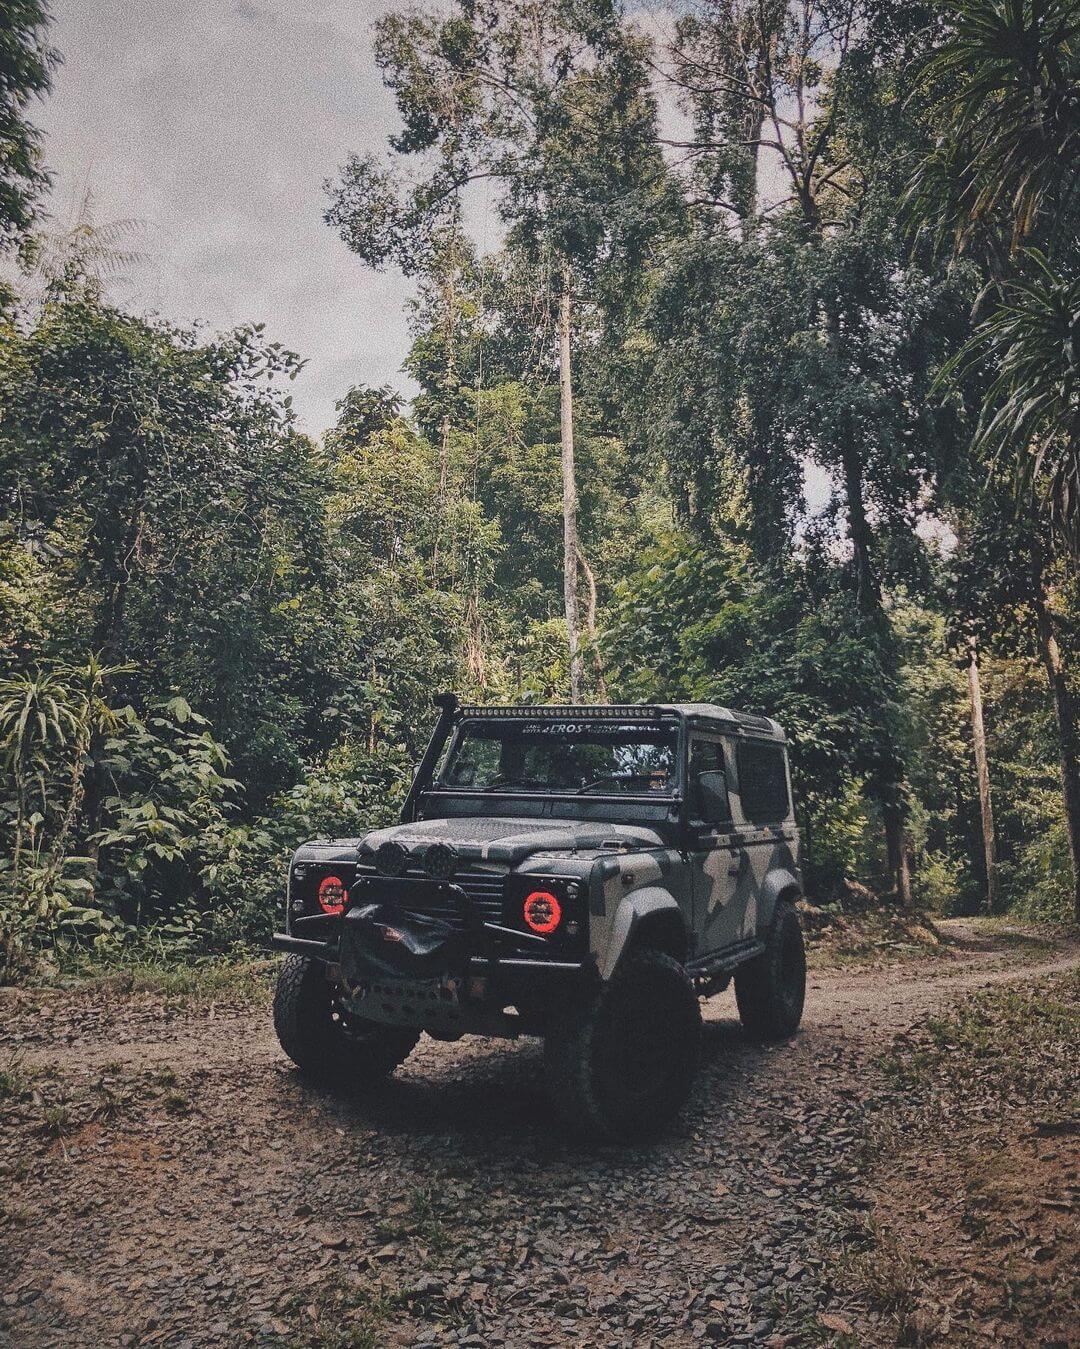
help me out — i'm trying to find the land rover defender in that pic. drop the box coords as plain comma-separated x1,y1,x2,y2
271,695,806,1142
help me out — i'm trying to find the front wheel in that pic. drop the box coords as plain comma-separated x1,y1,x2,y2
544,949,702,1145
734,899,806,1041
273,954,419,1086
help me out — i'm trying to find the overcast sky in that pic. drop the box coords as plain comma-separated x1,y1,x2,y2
37,0,417,436
32,0,837,514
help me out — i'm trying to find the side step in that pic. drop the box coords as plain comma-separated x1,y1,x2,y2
687,938,765,983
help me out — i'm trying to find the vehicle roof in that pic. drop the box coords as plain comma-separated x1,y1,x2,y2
455,702,785,741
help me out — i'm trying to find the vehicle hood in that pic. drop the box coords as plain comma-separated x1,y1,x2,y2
358,816,664,867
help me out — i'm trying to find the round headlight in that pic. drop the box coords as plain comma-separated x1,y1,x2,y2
523,889,562,935
424,842,457,881
317,874,347,916
375,840,409,878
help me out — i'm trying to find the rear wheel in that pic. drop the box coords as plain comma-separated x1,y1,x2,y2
273,954,419,1086
734,899,806,1041
544,948,702,1145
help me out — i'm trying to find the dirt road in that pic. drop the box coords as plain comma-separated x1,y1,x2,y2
1,921,1076,1348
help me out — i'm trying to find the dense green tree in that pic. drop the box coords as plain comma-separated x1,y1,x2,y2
633,0,979,902
0,0,57,260
0,287,340,801
327,0,678,698
910,0,1080,916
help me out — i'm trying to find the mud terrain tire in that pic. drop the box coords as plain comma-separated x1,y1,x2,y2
544,948,702,1144
273,954,419,1086
734,899,806,1041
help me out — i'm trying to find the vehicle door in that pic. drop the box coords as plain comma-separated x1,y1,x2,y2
688,734,748,956
730,737,795,938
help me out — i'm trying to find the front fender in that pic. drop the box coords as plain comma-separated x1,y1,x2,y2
598,886,684,980
759,867,801,929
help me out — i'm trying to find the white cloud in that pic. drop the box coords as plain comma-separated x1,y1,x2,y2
37,0,421,435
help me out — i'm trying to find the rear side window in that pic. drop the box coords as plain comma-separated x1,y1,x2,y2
736,741,790,823
688,738,731,824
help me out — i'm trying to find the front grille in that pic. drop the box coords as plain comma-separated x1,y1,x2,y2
353,862,506,929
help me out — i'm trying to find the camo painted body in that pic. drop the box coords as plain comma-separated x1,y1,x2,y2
279,702,802,1017
271,700,807,1140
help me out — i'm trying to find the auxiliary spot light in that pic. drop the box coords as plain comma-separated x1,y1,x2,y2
424,841,457,881
375,840,409,878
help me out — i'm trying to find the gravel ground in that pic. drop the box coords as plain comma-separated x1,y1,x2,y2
1,919,1076,1349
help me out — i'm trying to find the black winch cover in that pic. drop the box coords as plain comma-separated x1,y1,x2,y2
339,902,470,983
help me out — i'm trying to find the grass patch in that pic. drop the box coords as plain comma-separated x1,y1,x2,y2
372,1184,454,1257
0,1055,34,1103
162,1088,193,1117
941,916,1062,957
25,954,276,1008
881,968,1079,1111
90,1073,136,1122
274,1276,406,1348
37,1101,72,1139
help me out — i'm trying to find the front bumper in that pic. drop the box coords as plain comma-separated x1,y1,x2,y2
271,927,592,1038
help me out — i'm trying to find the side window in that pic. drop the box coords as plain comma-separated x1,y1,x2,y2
736,741,790,823
688,738,731,825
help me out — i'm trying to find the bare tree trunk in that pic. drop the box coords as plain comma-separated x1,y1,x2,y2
837,435,912,905
1032,563,1080,923
559,263,584,703
840,443,882,622
431,264,457,587
966,640,999,912
882,789,913,908
576,545,607,702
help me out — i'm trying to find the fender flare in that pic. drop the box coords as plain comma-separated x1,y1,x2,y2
759,868,802,929
599,887,687,980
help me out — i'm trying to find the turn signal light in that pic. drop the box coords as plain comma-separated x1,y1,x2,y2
522,889,562,935
318,874,347,916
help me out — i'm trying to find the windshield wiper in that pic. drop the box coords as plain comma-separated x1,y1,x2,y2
481,776,545,792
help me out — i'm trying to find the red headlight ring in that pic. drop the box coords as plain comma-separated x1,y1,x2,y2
317,874,347,916
523,889,562,935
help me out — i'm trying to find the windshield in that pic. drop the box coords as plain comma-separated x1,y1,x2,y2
435,718,679,795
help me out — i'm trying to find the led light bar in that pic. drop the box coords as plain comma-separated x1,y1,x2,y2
456,704,670,721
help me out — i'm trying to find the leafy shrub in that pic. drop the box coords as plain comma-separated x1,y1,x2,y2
200,737,411,946
914,849,970,915
1009,817,1075,923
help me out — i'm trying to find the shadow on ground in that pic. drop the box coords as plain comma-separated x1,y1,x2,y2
280,1007,766,1157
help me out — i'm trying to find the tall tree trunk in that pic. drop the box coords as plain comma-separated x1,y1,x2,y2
966,640,999,912
840,443,882,623
1032,557,1080,922
431,263,457,587
881,788,913,907
837,436,912,905
85,500,144,869
576,545,607,702
559,262,584,703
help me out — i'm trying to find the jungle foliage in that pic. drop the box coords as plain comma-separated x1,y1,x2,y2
1,0,1078,978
